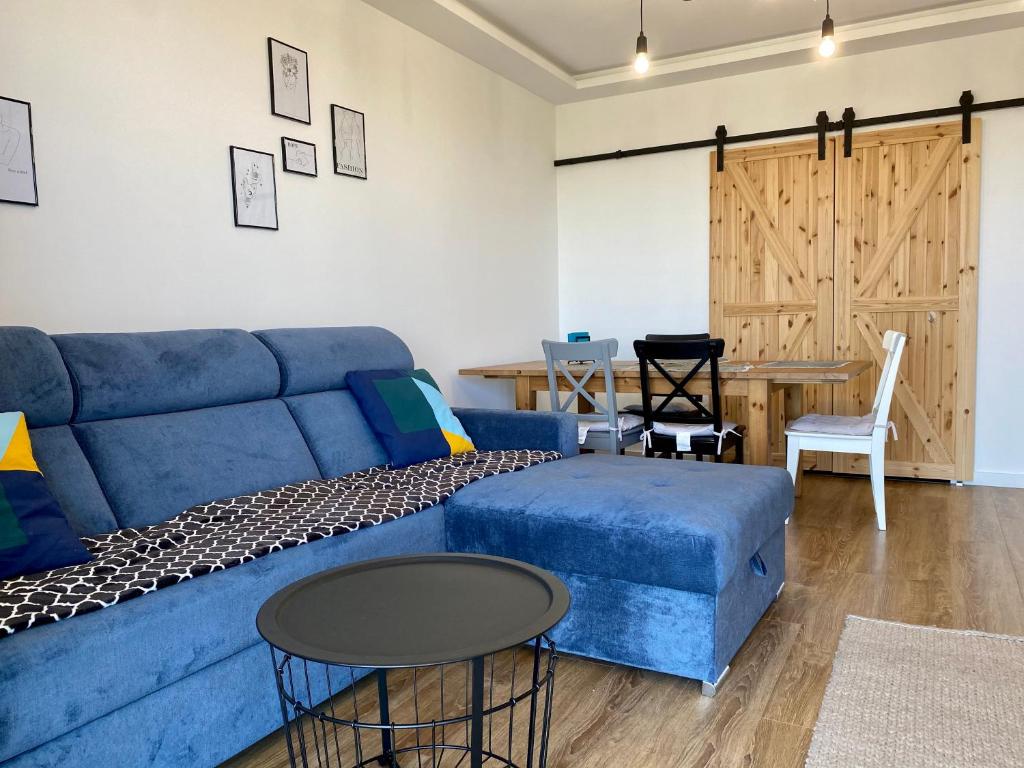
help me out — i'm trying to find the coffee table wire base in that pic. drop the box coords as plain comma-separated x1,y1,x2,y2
269,635,559,768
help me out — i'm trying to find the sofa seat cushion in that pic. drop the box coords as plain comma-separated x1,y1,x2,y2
445,454,793,595
0,505,445,764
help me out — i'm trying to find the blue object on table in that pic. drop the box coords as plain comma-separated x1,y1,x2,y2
567,331,591,343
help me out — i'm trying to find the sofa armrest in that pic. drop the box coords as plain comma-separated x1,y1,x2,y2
453,408,579,457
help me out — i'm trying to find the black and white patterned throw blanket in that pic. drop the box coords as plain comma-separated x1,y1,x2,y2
0,450,558,637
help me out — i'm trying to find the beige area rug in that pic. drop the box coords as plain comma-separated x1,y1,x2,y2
806,616,1024,768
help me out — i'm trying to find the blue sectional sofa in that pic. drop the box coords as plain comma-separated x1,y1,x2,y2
0,326,792,768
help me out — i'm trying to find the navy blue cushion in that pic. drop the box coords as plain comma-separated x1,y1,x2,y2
345,369,474,468
73,401,321,528
283,391,388,478
0,328,73,428
254,326,413,397
54,330,280,422
29,426,118,536
446,453,793,595
0,470,91,579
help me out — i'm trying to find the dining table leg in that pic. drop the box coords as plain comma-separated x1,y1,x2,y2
745,380,771,467
514,376,537,411
782,384,804,497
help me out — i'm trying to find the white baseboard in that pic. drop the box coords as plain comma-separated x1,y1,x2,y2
968,471,1024,489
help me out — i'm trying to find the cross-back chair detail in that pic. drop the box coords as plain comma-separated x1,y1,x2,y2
542,338,642,455
632,338,744,463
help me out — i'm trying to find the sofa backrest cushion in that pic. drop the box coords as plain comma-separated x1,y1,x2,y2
283,391,389,478
54,329,281,422
0,327,73,428
254,327,413,397
0,327,119,535
73,400,321,529
30,426,120,535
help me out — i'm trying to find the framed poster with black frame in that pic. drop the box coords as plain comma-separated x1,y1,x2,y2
281,137,317,177
268,37,310,124
331,104,366,180
229,146,278,230
0,96,39,206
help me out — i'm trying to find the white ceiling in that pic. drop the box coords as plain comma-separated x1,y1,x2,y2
460,0,965,75
362,0,1024,102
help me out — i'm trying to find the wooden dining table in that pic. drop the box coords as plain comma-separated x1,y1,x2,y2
459,359,872,468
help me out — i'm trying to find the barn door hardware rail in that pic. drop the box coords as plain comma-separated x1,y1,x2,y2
553,91,1024,169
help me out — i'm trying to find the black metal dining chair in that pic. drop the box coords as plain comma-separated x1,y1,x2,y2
632,337,745,463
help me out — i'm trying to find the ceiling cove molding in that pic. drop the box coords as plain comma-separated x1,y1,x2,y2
362,0,1024,104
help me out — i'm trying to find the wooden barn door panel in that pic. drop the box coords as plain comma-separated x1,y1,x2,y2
710,139,835,468
833,121,980,481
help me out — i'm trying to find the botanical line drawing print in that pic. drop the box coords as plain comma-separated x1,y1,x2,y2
0,108,21,167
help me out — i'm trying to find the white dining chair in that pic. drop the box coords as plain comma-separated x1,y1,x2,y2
785,330,907,531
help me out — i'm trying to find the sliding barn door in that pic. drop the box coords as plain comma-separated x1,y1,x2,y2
834,120,980,481
710,139,835,468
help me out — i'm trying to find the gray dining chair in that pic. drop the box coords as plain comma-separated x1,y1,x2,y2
542,338,644,455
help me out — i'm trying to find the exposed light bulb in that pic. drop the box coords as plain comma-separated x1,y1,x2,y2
819,3,836,58
634,31,649,75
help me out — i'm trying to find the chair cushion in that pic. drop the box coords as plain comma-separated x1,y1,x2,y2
446,453,793,595
0,413,91,579
787,413,874,436
346,369,475,468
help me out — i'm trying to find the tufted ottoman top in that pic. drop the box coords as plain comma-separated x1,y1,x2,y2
445,453,793,596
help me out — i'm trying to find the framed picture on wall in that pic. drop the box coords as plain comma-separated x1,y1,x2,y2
229,146,278,230
331,104,366,180
281,137,317,177
268,37,310,124
0,96,38,206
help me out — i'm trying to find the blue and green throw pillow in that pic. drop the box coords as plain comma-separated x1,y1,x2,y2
0,412,92,580
345,369,475,468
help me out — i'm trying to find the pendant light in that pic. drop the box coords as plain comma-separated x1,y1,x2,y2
819,0,836,57
634,0,649,74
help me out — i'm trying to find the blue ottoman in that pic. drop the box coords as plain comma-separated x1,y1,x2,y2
445,453,792,695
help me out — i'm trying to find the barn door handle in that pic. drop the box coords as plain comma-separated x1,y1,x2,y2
927,311,937,324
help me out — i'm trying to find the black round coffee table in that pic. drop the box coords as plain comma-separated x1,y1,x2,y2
257,553,570,768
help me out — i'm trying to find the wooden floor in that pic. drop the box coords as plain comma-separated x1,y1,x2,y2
224,474,1024,768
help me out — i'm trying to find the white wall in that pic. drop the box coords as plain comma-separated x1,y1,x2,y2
556,28,1024,484
0,0,559,408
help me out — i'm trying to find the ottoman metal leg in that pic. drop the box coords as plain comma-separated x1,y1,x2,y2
701,665,730,698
